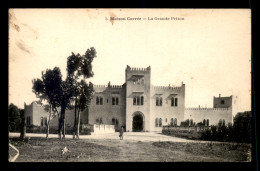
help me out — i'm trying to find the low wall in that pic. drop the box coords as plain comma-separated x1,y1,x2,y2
162,126,211,140
93,124,115,134
163,125,211,132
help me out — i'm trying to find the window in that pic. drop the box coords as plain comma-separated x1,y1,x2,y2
175,98,178,106
156,97,159,106
165,118,167,123
96,97,99,105
112,97,115,105
112,97,119,105
170,118,174,126
171,97,175,106
155,118,158,127
174,118,177,126
41,117,43,126
141,96,144,105
133,96,137,105
112,118,119,126
221,100,225,104
96,117,103,124
137,96,140,105
44,117,48,126
96,96,103,105
100,97,103,105
116,97,119,105
159,118,162,127
133,96,144,106
134,78,144,85
156,97,163,106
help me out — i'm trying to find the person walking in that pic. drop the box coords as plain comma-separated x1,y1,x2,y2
119,126,124,140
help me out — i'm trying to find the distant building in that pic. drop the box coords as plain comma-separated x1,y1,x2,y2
184,94,239,126
25,65,237,132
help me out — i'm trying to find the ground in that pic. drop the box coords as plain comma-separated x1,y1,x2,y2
9,132,251,162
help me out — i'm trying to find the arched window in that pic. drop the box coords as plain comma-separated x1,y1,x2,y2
133,96,137,105
171,97,175,106
116,97,119,105
165,118,167,123
174,118,177,126
156,97,159,106
170,118,174,126
175,98,178,106
160,97,163,106
96,97,99,105
112,97,115,105
159,118,162,127
141,96,144,105
206,119,209,126
141,78,144,84
219,119,223,127
44,117,48,126
100,97,103,105
137,96,140,105
155,118,158,127
41,117,43,126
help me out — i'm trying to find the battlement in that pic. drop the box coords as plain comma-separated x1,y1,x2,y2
152,85,183,90
185,107,231,111
93,84,123,89
126,65,151,71
94,85,107,88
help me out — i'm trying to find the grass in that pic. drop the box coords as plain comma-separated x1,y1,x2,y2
9,137,251,162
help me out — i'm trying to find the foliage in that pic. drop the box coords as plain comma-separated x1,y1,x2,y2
32,67,63,110
200,111,252,143
8,103,21,132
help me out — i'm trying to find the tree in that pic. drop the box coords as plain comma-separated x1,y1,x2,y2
8,103,21,132
233,111,252,143
66,47,96,139
19,109,26,140
32,67,63,139
74,81,94,139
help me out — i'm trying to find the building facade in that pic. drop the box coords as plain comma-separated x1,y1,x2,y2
24,65,236,132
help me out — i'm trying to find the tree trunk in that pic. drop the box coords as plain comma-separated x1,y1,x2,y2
46,105,51,139
58,107,66,139
73,103,77,139
76,110,81,139
58,117,62,139
62,116,65,139
19,111,26,141
73,96,77,139
59,106,66,139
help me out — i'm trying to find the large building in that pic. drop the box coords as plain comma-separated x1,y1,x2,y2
24,65,236,132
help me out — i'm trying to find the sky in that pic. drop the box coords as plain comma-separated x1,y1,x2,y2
8,9,251,111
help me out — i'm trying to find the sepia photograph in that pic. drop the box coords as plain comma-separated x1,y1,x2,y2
8,9,252,162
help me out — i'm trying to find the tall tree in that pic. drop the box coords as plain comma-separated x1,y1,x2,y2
67,47,96,139
32,67,63,139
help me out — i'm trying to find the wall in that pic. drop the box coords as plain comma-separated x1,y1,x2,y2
92,124,115,134
184,107,232,126
150,84,185,132
88,84,126,131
